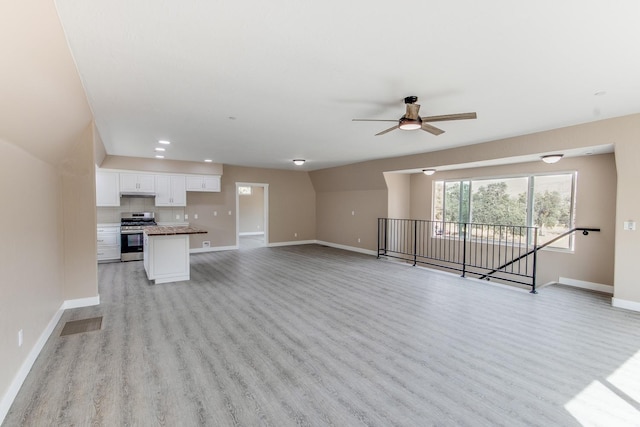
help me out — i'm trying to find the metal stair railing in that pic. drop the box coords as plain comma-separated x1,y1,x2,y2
477,227,600,291
377,218,600,294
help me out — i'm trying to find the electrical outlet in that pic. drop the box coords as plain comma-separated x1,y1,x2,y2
358,238,361,243
184,214,188,220
18,329,23,347
214,211,217,216
294,232,298,238
175,214,180,220
228,210,232,215
202,241,210,248
194,214,198,219
351,211,355,216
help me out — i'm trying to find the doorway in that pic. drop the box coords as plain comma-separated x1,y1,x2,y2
236,182,269,249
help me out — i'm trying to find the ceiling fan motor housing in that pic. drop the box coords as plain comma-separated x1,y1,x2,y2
404,96,418,104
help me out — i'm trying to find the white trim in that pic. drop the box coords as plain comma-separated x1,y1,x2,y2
558,277,613,294
0,295,99,424
268,240,316,247
61,295,100,310
239,232,265,236
191,245,238,253
612,297,640,313
315,240,378,256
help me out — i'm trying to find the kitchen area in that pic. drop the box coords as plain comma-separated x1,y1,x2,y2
96,168,218,283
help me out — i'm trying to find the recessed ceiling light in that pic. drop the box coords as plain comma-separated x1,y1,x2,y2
293,159,305,166
158,140,171,145
155,147,165,152
204,159,213,163
155,155,165,159
422,169,436,175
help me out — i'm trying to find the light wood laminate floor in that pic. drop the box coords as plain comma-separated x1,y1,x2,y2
5,244,640,426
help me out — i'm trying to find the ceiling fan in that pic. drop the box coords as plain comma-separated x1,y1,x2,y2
352,96,477,136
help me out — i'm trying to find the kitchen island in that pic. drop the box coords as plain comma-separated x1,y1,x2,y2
143,226,207,284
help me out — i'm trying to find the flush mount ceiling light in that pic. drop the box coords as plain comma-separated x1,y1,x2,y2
204,159,213,163
293,159,305,166
155,155,164,159
422,169,436,175
158,140,171,145
541,154,564,164
154,147,165,152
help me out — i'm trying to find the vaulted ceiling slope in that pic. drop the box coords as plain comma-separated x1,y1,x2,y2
54,0,640,171
0,0,92,165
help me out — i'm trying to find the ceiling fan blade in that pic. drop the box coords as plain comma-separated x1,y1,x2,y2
352,119,399,122
376,125,399,136
421,123,445,136
421,112,477,123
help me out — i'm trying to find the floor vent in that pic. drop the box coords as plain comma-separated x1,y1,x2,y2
60,317,103,336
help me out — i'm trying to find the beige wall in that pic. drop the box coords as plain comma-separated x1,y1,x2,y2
100,155,223,175
60,124,99,300
0,0,95,413
614,135,640,303
239,186,265,234
186,165,316,248
384,172,411,219
0,140,65,404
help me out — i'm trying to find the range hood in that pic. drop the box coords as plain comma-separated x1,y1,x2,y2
120,192,156,198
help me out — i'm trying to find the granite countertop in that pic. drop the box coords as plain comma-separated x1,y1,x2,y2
144,226,208,236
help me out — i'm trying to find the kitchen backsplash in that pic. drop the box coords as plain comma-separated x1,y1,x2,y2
97,197,186,224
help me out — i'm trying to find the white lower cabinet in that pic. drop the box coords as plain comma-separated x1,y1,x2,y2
97,225,121,262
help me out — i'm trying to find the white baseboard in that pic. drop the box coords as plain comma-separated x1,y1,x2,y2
62,295,100,310
558,277,614,294
315,240,377,256
612,297,640,313
239,232,264,236
268,240,316,247
0,295,99,425
190,245,238,253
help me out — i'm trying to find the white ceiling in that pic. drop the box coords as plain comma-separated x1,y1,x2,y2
54,1,640,171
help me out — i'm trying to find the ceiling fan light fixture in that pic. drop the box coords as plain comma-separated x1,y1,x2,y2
293,159,305,166
422,169,436,176
399,118,422,131
541,154,564,164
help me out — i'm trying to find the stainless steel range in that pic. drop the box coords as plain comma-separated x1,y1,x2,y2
120,212,156,261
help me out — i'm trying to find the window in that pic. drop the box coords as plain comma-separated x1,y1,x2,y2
433,173,576,249
238,186,252,195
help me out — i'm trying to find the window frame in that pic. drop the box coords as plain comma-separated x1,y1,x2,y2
432,171,577,251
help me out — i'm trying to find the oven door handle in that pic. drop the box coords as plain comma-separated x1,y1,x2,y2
121,230,144,235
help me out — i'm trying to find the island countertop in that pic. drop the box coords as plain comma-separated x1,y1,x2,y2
144,226,208,236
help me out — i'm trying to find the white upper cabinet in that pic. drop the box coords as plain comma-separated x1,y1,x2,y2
155,175,186,206
120,173,155,193
186,175,221,192
96,170,120,206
